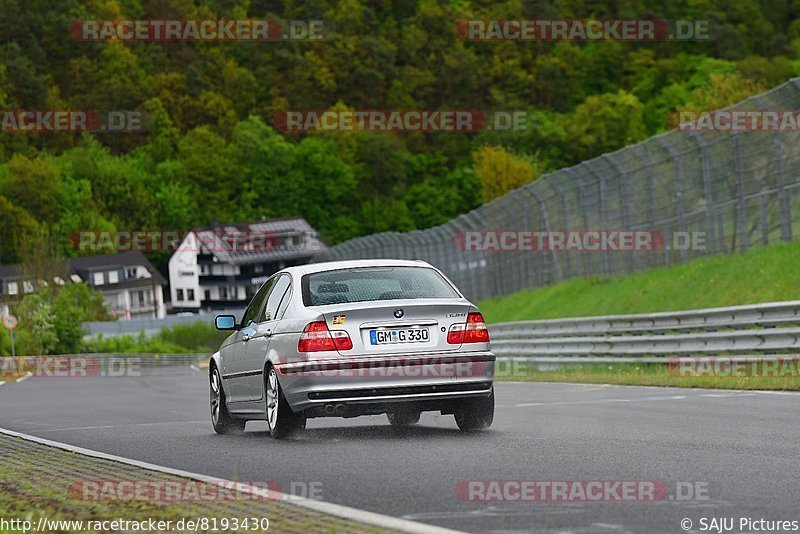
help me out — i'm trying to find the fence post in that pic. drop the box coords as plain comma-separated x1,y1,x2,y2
563,168,590,278
690,132,717,254
544,175,574,279
633,147,657,230
733,133,749,251
772,131,793,242
584,165,611,276
462,211,491,300
658,137,687,263
526,184,562,284
604,154,636,273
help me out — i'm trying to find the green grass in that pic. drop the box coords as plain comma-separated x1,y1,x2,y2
479,242,800,323
82,322,227,354
0,435,391,534
495,362,800,391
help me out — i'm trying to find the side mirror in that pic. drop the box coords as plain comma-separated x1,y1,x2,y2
215,315,238,331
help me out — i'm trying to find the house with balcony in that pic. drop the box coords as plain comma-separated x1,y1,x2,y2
167,217,326,313
0,251,167,319
70,252,167,319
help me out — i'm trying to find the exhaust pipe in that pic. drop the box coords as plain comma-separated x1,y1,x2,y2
323,403,347,416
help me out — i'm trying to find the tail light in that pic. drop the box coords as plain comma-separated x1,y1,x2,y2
298,321,353,352
447,312,490,344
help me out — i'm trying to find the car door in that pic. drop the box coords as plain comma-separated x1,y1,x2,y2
243,274,292,400
221,277,276,403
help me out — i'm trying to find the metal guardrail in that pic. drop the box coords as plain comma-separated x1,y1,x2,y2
91,353,209,367
0,353,209,370
489,301,800,359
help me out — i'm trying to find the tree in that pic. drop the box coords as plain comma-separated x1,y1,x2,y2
563,91,648,161
685,73,766,111
226,116,295,219
0,154,62,224
17,225,67,292
52,283,108,353
16,293,58,355
0,195,40,263
5,281,108,355
177,126,236,222
473,145,542,203
284,137,358,243
407,167,482,228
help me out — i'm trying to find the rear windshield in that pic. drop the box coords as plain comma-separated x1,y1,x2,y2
302,266,459,306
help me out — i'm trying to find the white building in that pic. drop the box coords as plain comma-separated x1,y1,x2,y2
70,252,167,319
0,251,167,320
168,217,326,313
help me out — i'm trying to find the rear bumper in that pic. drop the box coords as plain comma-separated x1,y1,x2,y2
274,351,495,413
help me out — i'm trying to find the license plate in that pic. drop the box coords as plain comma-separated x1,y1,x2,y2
369,328,429,345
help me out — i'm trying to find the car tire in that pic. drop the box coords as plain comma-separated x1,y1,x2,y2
266,367,306,439
387,409,421,427
454,389,494,431
210,367,246,435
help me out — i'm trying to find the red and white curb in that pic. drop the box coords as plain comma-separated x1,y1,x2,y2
0,427,463,534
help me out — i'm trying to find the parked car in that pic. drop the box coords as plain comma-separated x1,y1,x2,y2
209,259,495,438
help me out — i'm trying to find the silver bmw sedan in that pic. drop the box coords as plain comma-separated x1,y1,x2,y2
210,259,495,438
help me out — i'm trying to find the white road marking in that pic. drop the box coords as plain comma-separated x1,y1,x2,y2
569,383,615,392
516,395,686,407
0,381,5,387
15,373,32,383
499,382,800,397
701,393,757,398
0,427,463,534
34,420,208,433
190,364,200,372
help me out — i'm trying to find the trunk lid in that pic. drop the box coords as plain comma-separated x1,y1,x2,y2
319,299,473,356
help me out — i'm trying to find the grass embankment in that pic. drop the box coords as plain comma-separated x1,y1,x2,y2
480,242,800,390
479,241,800,323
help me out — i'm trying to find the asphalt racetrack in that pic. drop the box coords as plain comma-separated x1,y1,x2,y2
2,365,799,533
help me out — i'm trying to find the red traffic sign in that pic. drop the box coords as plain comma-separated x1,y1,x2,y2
3,314,17,330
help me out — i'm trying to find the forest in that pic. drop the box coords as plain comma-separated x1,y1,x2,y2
1,0,797,266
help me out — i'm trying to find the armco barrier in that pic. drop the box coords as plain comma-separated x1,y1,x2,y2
0,353,209,370
489,301,800,359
